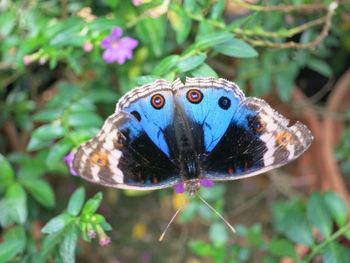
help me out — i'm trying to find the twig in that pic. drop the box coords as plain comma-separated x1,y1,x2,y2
232,0,329,12
244,2,338,49
3,120,22,152
303,221,350,262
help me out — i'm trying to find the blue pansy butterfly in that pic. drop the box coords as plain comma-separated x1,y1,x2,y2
69,77,313,195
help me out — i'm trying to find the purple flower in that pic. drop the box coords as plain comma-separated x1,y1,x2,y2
99,236,111,246
63,152,78,176
200,179,214,188
173,182,185,194
95,224,111,246
100,27,138,64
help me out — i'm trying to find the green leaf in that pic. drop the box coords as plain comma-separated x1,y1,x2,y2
283,210,314,246
26,137,51,152
307,58,333,78
135,17,166,57
32,109,63,122
58,224,79,263
275,71,294,102
199,184,225,201
67,187,85,216
0,240,25,263
190,63,218,78
209,222,228,247
323,242,350,263
42,213,73,234
195,32,232,50
0,154,14,187
40,226,69,262
21,178,55,208
189,240,215,257
0,200,11,227
307,192,332,238
152,55,180,76
169,6,192,44
0,226,26,263
179,202,197,223
46,139,72,168
177,55,207,72
268,239,297,259
6,183,27,224
323,192,348,228
213,38,258,58
134,75,160,86
82,192,103,215
210,0,225,19
67,112,103,128
32,124,65,141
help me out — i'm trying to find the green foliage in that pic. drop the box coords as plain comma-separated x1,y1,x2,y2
189,191,350,263
0,0,349,262
335,109,350,174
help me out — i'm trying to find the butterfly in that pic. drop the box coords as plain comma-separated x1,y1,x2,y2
69,77,313,195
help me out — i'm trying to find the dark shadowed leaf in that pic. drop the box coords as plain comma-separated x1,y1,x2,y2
307,192,332,238
269,239,297,259
307,58,333,78
323,192,348,228
322,242,350,263
284,210,314,246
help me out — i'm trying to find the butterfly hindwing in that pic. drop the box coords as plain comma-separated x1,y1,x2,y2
203,97,313,180
72,107,179,190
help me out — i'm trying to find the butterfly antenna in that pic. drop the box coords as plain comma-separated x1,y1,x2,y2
198,194,236,233
159,205,184,242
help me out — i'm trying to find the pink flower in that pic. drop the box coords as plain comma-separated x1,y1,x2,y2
63,152,78,176
100,27,138,64
83,41,93,52
132,0,142,6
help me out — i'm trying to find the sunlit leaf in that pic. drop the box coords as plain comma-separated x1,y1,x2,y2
67,187,85,216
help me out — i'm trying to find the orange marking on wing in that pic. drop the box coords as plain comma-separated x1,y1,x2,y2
90,151,109,167
275,131,293,146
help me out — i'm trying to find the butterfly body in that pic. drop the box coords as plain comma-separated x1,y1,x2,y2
71,77,313,194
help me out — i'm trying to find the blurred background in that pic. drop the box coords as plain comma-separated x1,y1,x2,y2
1,0,350,262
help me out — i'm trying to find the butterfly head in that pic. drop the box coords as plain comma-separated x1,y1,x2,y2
174,178,214,196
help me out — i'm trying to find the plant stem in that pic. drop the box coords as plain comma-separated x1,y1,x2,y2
303,221,350,262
